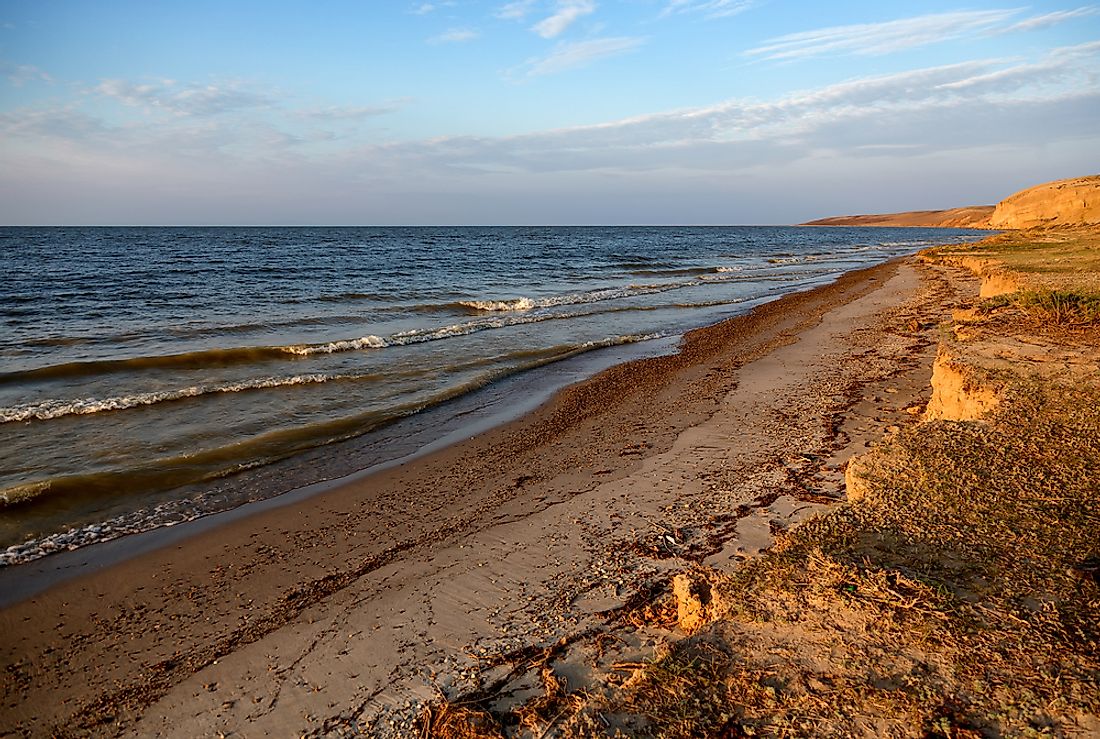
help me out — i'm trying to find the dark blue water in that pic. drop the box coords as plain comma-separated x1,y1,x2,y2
0,226,987,563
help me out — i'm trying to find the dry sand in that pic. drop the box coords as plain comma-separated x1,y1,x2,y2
0,257,974,737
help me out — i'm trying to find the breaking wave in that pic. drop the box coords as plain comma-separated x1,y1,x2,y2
0,373,370,424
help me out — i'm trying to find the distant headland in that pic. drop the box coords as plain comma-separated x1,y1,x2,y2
802,174,1100,229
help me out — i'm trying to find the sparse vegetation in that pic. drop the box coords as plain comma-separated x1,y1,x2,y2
602,376,1100,738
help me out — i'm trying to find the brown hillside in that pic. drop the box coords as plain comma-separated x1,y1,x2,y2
803,205,994,228
989,175,1100,229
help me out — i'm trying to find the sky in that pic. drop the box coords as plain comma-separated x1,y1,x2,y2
0,1,1098,225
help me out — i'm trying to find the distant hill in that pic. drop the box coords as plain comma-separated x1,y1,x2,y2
801,206,994,228
801,174,1100,230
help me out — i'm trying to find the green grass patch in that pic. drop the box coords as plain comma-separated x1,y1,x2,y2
979,289,1100,325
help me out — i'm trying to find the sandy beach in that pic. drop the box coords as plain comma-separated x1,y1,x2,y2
0,255,974,736
3,0,1097,731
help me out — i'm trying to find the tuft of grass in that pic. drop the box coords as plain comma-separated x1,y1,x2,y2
418,700,503,739
1011,289,1100,325
976,289,1100,327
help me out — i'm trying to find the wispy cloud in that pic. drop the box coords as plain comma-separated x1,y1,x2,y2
998,5,1100,33
1,60,52,86
429,27,479,43
296,102,407,121
746,10,1022,61
497,0,538,20
377,42,1100,177
744,7,1100,62
522,35,645,75
95,79,275,116
0,106,107,140
937,39,1100,92
532,0,596,38
660,0,756,19
413,2,437,14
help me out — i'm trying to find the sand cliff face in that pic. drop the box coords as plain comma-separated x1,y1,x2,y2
924,347,1001,421
989,175,1100,229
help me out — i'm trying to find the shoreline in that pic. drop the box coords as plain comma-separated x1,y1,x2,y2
0,332,686,607
0,256,967,736
0,266,870,584
0,271,856,566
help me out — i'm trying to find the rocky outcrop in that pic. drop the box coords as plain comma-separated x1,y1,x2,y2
924,348,1001,421
989,175,1100,229
671,571,729,634
923,254,1020,298
802,205,994,228
844,454,873,503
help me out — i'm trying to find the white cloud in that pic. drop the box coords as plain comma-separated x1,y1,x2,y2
532,0,595,38
429,27,479,43
998,6,1100,33
95,79,274,116
746,10,1021,61
745,7,1100,62
376,43,1100,175
522,35,645,74
660,0,755,19
413,3,436,14
497,0,538,20
296,102,406,120
1,61,52,86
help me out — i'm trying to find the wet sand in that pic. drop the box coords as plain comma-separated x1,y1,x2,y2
0,257,972,737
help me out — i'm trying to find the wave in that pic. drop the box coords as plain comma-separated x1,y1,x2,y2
457,297,537,312
2,306,627,382
313,291,387,303
4,336,636,424
17,313,388,352
285,308,595,355
453,280,694,314
0,345,304,385
0,330,663,514
283,336,389,355
4,265,818,384
628,266,716,277
0,373,376,424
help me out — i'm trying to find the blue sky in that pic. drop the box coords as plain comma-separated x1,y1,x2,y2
1,1,1098,224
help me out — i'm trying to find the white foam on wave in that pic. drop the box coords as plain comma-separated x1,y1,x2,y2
0,373,340,424
278,278,734,358
284,335,388,355
458,297,536,312
582,332,662,349
459,281,694,315
0,479,51,506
